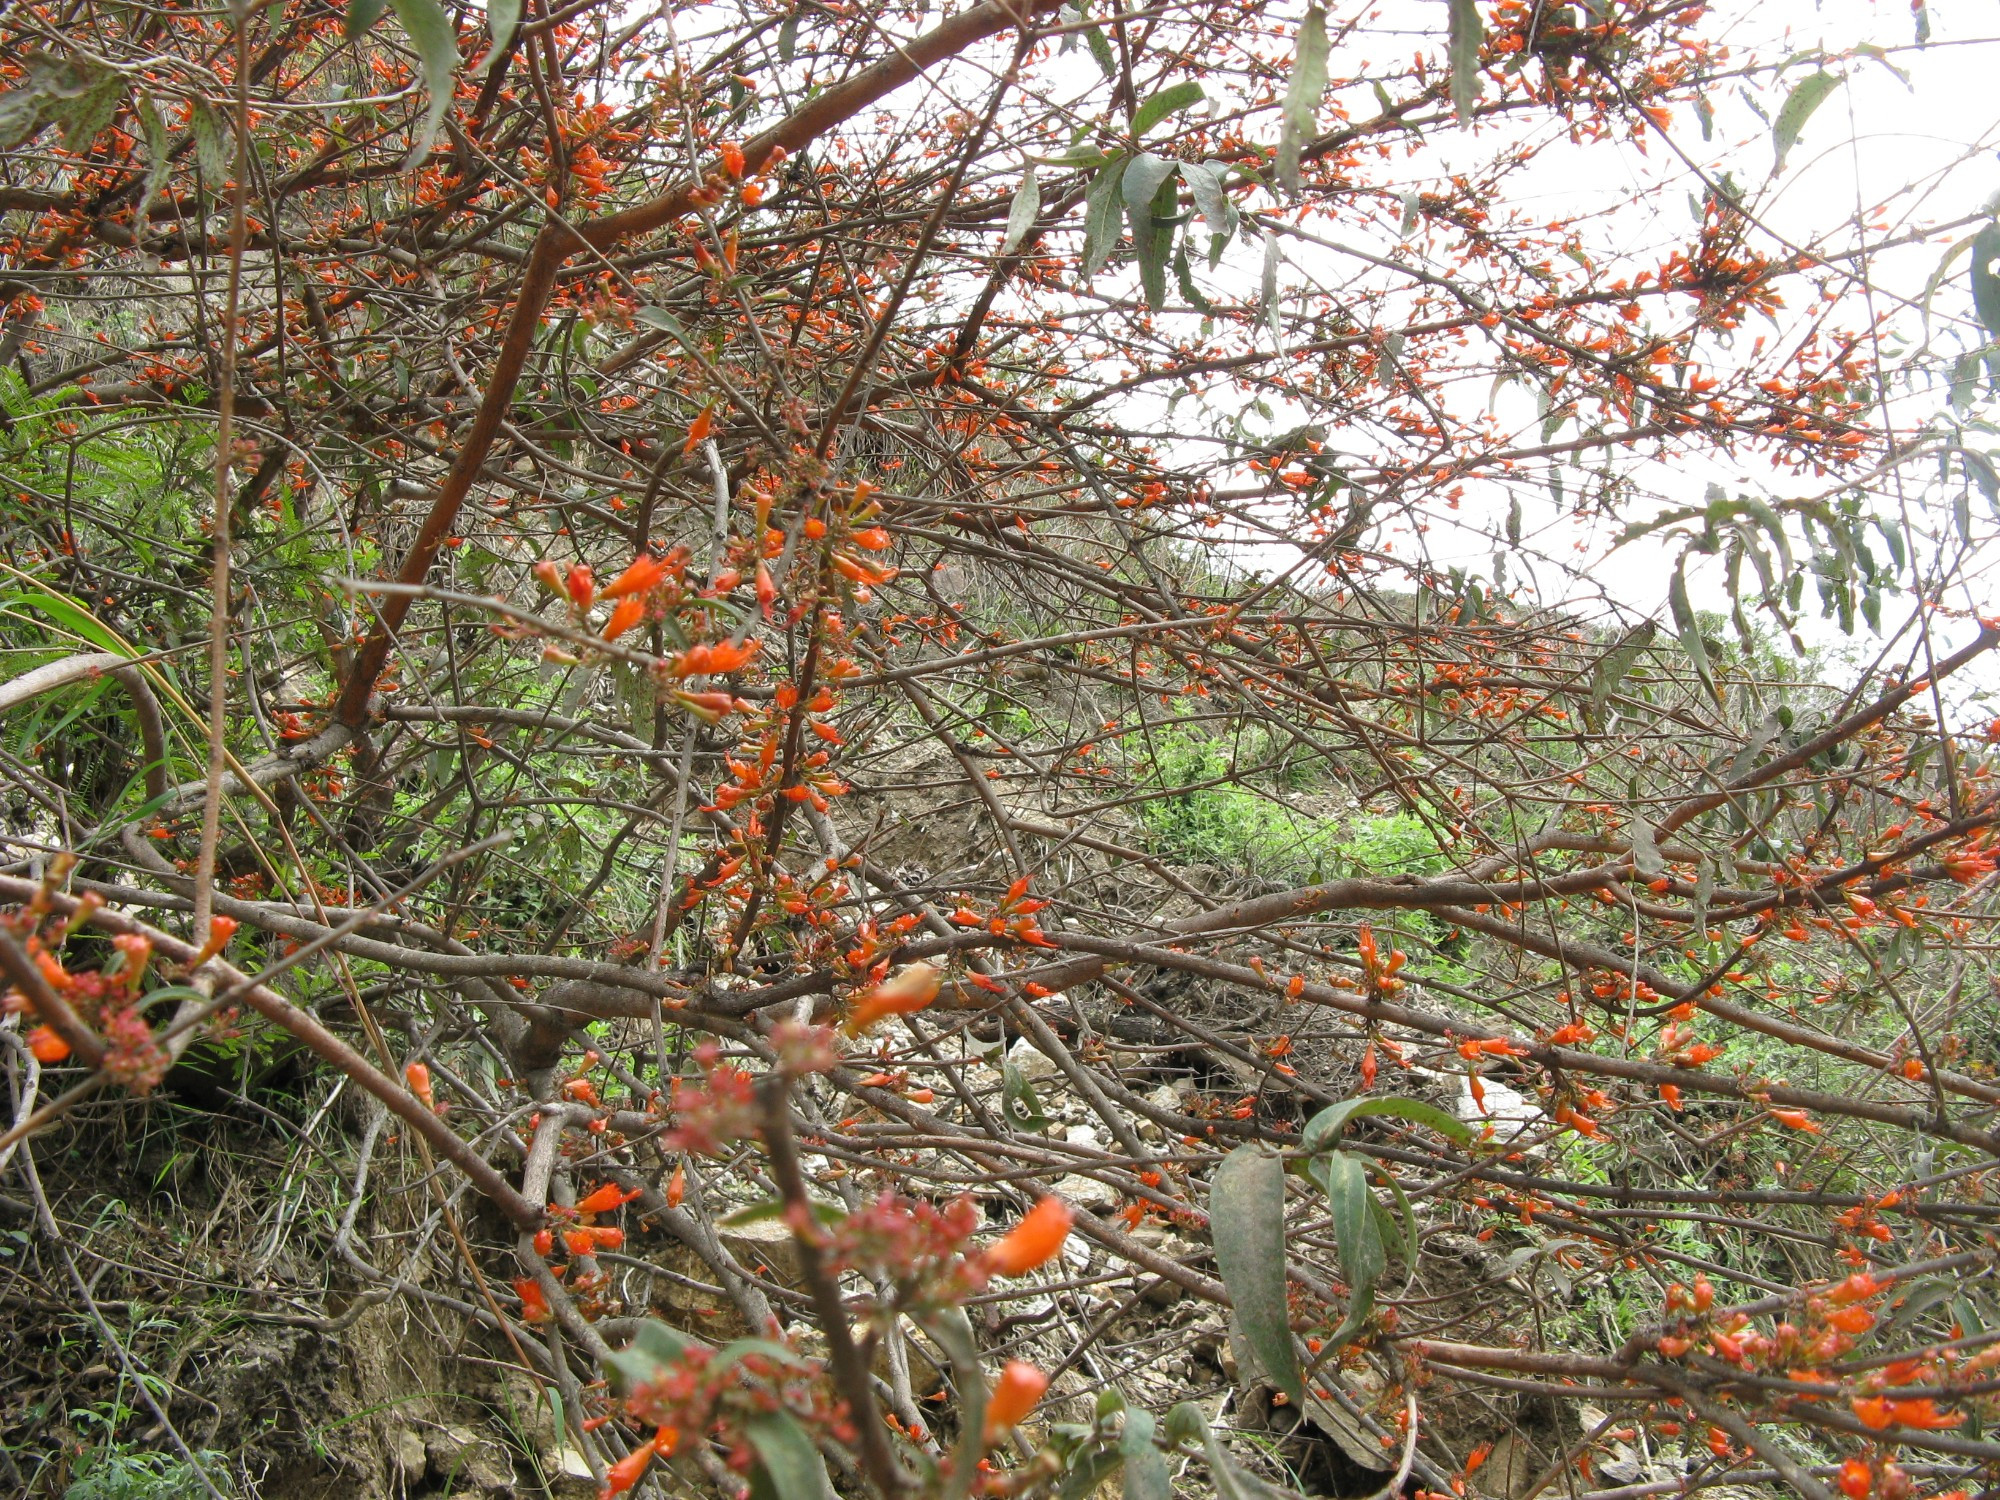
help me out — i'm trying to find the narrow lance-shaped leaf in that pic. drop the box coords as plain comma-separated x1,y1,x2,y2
346,0,389,37
1300,1094,1472,1157
388,0,460,161
1081,155,1128,278
1447,0,1483,125
1772,71,1841,174
1311,1151,1384,1347
1970,222,2000,340
1131,79,1204,138
1123,154,1179,310
484,0,522,71
1180,159,1236,263
1001,165,1040,257
1123,1408,1170,1500
1667,561,1721,703
1209,1144,1303,1404
1585,619,1655,730
745,1412,835,1500
1277,6,1330,191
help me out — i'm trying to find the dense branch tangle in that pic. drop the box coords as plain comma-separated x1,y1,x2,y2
2,0,1998,1497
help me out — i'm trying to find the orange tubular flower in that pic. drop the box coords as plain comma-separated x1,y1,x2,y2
576,1182,642,1215
405,1061,435,1111
513,1277,551,1323
602,595,646,641
981,1361,1049,1445
599,1442,654,1498
982,1195,1072,1277
26,1025,71,1064
599,553,666,601
841,962,942,1035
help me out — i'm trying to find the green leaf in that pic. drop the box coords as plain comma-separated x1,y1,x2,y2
604,1319,695,1391
346,0,389,37
1259,230,1282,342
1163,1402,1208,1450
778,12,798,62
1123,1410,1170,1500
719,1197,844,1228
1210,1144,1302,1404
635,305,689,342
1132,80,1204,138
1666,562,1720,702
1576,620,1656,732
1970,224,2000,341
1121,151,1177,220
1179,159,1236,262
1447,0,1483,125
1378,1166,1419,1270
1002,1060,1052,1132
1174,237,1217,315
1061,1445,1127,1500
1084,22,1116,78
55,69,124,152
0,88,44,150
1309,1152,1384,1342
1124,154,1179,309
745,1412,835,1500
1081,155,1127,278
1300,1095,1472,1157
1201,1423,1304,1500
1001,165,1040,257
1771,71,1840,174
134,93,172,210
919,1306,985,1500
190,98,230,183
1277,6,1330,190
388,0,460,159
484,0,522,68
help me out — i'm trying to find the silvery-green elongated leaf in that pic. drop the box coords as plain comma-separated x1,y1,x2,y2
346,0,389,38
1124,155,1178,310
1061,1445,1126,1500
1180,159,1235,260
745,1412,835,1500
190,98,230,182
1667,562,1720,702
1121,151,1177,217
56,69,124,151
918,1307,984,1500
1277,6,1329,190
1629,812,1666,878
1123,1409,1169,1500
1971,223,2000,339
389,0,459,160
1132,79,1204,138
1081,155,1127,277
1312,1152,1385,1304
1772,71,1840,174
135,93,171,208
1300,1094,1472,1157
1447,0,1483,124
1001,165,1040,256
1379,1164,1419,1270
1163,1401,1208,1450
1259,230,1282,341
1586,619,1655,730
1210,1144,1302,1403
635,305,688,341
1201,1425,1305,1500
484,0,522,69
1174,237,1217,315
1002,1060,1051,1131
0,89,43,151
